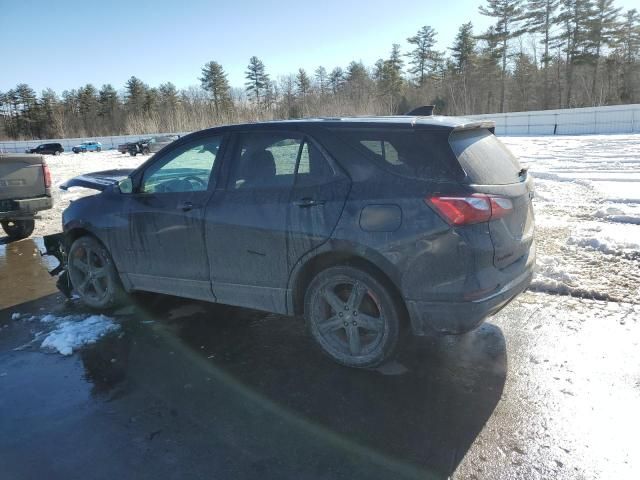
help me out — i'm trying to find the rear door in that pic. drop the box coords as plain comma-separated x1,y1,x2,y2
123,134,224,300
450,128,534,269
287,135,351,265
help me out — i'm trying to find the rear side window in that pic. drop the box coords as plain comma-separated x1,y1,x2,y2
332,129,462,181
450,129,521,185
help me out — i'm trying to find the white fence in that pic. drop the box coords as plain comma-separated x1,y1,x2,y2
465,103,640,136
1,104,639,152
0,132,188,154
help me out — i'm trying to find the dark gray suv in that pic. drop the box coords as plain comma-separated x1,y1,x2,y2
49,115,535,368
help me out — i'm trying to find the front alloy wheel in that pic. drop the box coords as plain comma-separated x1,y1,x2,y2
305,266,401,368
68,236,124,309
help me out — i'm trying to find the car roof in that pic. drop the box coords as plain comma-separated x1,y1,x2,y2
189,115,494,137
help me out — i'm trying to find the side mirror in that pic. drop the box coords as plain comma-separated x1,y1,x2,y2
118,177,133,194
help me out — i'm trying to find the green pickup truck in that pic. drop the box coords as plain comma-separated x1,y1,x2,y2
0,154,53,240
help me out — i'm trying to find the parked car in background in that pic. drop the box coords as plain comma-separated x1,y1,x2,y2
72,141,102,153
25,143,64,156
127,138,151,156
1,154,53,240
117,142,130,154
128,135,179,156
47,113,535,368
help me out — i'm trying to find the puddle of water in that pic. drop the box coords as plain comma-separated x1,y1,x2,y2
0,237,59,310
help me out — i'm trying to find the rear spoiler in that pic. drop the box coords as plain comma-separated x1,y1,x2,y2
451,120,496,134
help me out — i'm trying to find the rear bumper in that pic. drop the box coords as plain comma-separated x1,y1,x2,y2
0,196,53,219
406,267,533,335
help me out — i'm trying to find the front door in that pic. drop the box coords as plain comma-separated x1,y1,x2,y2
124,134,223,301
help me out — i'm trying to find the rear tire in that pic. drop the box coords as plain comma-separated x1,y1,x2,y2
96,147,101,152
54,150,61,156
68,235,125,309
304,266,402,368
1,219,35,240
142,147,150,155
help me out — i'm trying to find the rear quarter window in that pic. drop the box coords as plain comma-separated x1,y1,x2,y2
331,128,463,181
449,129,521,185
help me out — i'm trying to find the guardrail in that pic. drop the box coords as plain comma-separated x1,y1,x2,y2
464,103,640,136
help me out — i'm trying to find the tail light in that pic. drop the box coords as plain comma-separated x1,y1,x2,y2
426,194,513,226
42,162,52,188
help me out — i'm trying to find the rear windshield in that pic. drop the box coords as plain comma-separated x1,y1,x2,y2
449,129,521,185
331,129,463,181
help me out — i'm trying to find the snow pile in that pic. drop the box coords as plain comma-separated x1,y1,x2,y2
533,255,577,286
36,314,120,356
593,204,640,225
567,222,640,257
529,255,610,300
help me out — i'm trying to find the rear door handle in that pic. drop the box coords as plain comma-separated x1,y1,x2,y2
294,198,325,208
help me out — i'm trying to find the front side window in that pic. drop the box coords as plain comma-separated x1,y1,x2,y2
142,136,222,193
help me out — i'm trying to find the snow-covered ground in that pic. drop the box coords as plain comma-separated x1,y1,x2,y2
501,135,640,303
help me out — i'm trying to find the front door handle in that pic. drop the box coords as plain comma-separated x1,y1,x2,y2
180,201,195,211
294,198,325,208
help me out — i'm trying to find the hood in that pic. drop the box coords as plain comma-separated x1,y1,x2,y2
60,168,134,191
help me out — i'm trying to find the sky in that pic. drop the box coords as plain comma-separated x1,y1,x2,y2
1,0,637,95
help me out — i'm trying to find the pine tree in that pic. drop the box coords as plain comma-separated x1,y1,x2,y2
158,82,179,110
329,67,345,93
522,0,560,108
98,84,118,117
200,61,232,116
38,88,60,137
245,56,269,106
125,76,147,112
406,25,439,86
314,66,328,94
451,22,477,72
378,61,403,112
587,0,621,103
14,84,37,137
479,0,525,112
389,44,404,73
615,9,640,101
143,87,159,114
296,68,311,97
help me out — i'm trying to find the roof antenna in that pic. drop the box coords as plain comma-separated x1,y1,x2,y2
404,105,434,116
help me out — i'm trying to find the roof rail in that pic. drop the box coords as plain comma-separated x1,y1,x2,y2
404,105,434,116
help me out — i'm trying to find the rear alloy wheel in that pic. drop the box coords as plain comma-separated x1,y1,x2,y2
305,266,401,368
68,236,125,309
1,219,35,240
54,150,61,156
